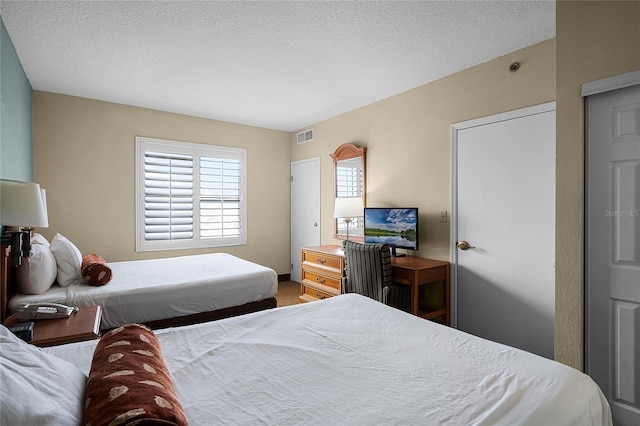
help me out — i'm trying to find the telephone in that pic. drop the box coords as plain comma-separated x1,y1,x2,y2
14,303,79,320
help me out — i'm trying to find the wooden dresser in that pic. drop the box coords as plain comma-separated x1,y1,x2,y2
299,245,345,303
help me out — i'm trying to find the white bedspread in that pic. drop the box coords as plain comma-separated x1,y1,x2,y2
11,253,277,328
46,294,611,425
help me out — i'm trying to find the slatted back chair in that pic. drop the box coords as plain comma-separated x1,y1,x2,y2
342,240,409,311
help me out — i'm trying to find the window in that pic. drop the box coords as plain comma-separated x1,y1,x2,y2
135,137,247,252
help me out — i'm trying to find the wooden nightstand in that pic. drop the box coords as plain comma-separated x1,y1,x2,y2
4,305,102,347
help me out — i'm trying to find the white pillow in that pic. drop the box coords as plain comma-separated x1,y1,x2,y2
16,242,57,295
0,325,86,425
49,233,83,287
31,233,50,247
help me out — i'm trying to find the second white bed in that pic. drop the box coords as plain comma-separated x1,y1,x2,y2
9,253,278,328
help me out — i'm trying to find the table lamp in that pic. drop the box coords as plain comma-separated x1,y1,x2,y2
0,180,49,267
333,197,364,242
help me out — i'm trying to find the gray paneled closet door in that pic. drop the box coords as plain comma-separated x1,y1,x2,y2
586,82,640,426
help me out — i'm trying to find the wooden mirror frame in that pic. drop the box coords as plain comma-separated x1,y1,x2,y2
331,143,366,240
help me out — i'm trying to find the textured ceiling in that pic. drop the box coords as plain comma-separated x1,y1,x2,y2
1,1,555,132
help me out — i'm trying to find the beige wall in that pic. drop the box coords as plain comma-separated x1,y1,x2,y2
555,1,640,370
32,92,292,274
32,41,555,279
292,39,556,262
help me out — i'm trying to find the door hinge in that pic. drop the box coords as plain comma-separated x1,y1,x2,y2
290,176,293,182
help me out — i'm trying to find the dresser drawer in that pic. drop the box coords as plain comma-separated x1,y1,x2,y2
300,283,336,302
302,250,343,275
302,269,341,291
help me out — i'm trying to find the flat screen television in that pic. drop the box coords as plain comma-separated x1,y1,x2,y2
364,207,419,256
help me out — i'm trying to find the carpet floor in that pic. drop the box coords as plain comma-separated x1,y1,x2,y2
276,281,300,307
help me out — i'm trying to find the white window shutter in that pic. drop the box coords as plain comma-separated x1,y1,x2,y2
200,156,241,239
144,151,194,241
136,137,247,252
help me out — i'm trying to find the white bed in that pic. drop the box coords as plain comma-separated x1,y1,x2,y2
27,294,611,425
8,253,278,329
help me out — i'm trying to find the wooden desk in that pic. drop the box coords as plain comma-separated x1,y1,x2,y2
4,305,102,347
300,245,450,324
391,256,450,324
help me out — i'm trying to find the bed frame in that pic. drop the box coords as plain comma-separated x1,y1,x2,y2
0,243,276,328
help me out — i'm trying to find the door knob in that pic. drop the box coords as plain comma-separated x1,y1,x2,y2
314,222,318,227
457,241,476,250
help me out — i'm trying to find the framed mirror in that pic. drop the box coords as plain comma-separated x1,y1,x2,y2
331,143,366,240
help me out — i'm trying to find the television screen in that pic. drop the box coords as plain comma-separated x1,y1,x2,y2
364,208,419,255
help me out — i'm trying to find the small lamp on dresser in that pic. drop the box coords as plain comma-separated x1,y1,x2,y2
0,179,49,267
333,197,364,242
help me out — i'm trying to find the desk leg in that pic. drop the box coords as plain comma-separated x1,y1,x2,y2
411,271,420,315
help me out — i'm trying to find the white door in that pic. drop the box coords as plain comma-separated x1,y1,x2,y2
290,157,321,282
452,103,556,359
586,83,640,426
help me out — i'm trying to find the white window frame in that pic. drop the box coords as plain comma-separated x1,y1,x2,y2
135,136,247,252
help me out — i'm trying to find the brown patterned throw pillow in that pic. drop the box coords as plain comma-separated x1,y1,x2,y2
82,323,188,426
81,254,113,286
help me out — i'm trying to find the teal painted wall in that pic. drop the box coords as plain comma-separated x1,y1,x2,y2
1,17,32,181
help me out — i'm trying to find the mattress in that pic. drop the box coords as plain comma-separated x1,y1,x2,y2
10,253,277,329
46,294,612,425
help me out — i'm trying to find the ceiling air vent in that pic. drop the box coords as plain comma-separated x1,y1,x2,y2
296,128,314,144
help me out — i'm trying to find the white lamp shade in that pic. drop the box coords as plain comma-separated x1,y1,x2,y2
0,180,49,228
333,197,364,219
